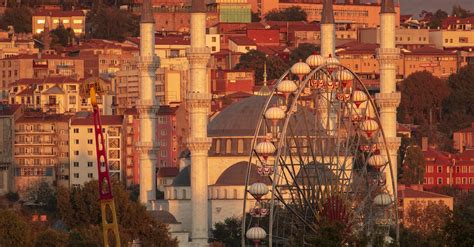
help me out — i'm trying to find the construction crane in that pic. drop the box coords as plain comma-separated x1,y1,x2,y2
90,87,121,247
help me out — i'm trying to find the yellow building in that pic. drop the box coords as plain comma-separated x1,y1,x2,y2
429,29,474,50
0,104,22,195
32,10,86,36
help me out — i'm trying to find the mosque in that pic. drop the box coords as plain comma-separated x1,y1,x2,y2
143,0,400,246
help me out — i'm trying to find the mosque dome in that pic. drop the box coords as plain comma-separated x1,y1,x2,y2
214,162,271,186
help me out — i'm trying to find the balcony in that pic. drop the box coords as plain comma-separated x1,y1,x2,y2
15,152,57,157
15,141,56,145
15,129,55,134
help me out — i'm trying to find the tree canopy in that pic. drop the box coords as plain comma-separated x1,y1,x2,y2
398,71,450,126
445,191,474,246
87,6,139,41
265,6,307,22
235,50,288,84
421,9,448,29
451,4,473,18
211,217,241,247
0,6,32,33
289,43,320,65
0,210,32,246
400,145,426,185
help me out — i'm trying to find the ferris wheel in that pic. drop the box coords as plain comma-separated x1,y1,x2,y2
241,55,398,246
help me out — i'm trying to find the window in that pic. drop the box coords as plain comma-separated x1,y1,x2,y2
470,177,474,184
226,139,232,154
88,139,93,144
437,178,443,184
237,139,244,154
73,19,83,24
212,37,217,42
88,173,93,178
428,177,434,184
88,151,93,156
73,162,79,167
437,166,442,173
69,96,76,104
215,139,221,153
462,177,467,184
73,128,79,133
74,173,79,178
456,177,461,184
182,189,186,199
75,139,79,144
462,166,468,173
62,19,70,24
161,150,167,157
74,151,79,155
161,130,167,135
88,162,93,167
427,166,433,173
37,19,45,24
469,166,474,173
456,166,460,173
88,128,93,133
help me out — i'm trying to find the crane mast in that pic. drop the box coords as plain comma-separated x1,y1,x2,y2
90,87,121,247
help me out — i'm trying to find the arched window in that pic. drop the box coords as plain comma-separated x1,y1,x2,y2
237,139,244,154
182,189,186,199
173,189,177,199
216,189,220,199
226,139,232,154
224,189,228,199
215,139,221,153
233,189,238,199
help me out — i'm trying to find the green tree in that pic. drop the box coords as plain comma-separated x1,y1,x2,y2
265,6,307,22
35,229,68,247
398,71,450,125
87,6,139,41
211,217,241,247
235,50,288,84
26,181,57,212
404,200,451,246
5,191,19,203
289,43,319,65
442,65,474,134
424,9,448,29
50,25,76,48
0,210,32,246
445,191,474,246
251,12,261,22
400,145,426,185
452,4,473,18
0,6,32,33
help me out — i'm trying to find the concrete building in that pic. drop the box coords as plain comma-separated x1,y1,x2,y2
359,28,430,50
453,122,474,152
429,29,474,50
228,36,257,53
375,0,400,197
253,0,400,29
403,46,457,79
157,106,179,168
211,69,255,96
0,104,22,195
69,113,124,188
32,9,86,36
13,113,71,193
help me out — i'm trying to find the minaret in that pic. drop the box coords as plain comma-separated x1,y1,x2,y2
376,0,400,196
136,0,160,209
187,0,211,245
320,0,335,58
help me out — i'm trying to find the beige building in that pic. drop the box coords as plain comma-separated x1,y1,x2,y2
0,104,22,195
359,28,430,49
32,10,86,36
13,113,71,193
69,113,124,188
429,30,474,50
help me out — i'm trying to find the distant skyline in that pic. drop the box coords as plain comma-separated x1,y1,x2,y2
398,0,474,16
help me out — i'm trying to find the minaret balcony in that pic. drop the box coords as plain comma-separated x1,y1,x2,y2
375,92,401,108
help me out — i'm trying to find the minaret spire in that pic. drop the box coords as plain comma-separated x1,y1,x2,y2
137,0,160,209
376,0,400,197
187,0,211,245
320,0,335,58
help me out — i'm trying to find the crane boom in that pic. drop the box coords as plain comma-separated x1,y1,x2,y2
90,87,121,247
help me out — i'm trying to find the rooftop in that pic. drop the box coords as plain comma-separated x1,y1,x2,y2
16,113,72,123
71,113,124,126
33,9,85,17
399,188,452,199
229,36,257,46
0,104,21,116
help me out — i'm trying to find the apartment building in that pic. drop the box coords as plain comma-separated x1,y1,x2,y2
453,122,474,152
0,104,22,195
32,10,86,35
157,106,179,168
69,113,124,188
13,113,71,192
359,28,430,50
429,29,474,50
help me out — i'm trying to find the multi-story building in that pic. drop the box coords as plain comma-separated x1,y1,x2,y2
69,113,124,188
211,69,255,95
453,122,474,152
429,29,474,50
157,106,179,168
32,9,86,36
0,104,22,195
359,28,430,50
254,1,400,29
0,33,38,59
13,113,71,192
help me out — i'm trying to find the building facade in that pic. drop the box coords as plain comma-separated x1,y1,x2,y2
0,104,22,195
32,10,86,35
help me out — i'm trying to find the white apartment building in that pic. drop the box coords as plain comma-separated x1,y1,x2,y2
69,113,124,188
429,30,474,49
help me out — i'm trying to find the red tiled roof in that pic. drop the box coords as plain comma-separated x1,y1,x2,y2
157,167,179,177
71,115,124,125
457,149,474,161
337,43,378,54
33,10,85,17
14,76,79,86
229,36,257,46
404,46,455,55
128,35,191,46
455,122,474,133
423,149,453,166
399,188,452,199
158,105,178,115
0,104,21,116
17,87,36,96
16,113,72,123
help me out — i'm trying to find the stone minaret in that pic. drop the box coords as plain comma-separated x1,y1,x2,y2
187,0,211,245
136,0,160,209
376,0,400,196
320,0,335,58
